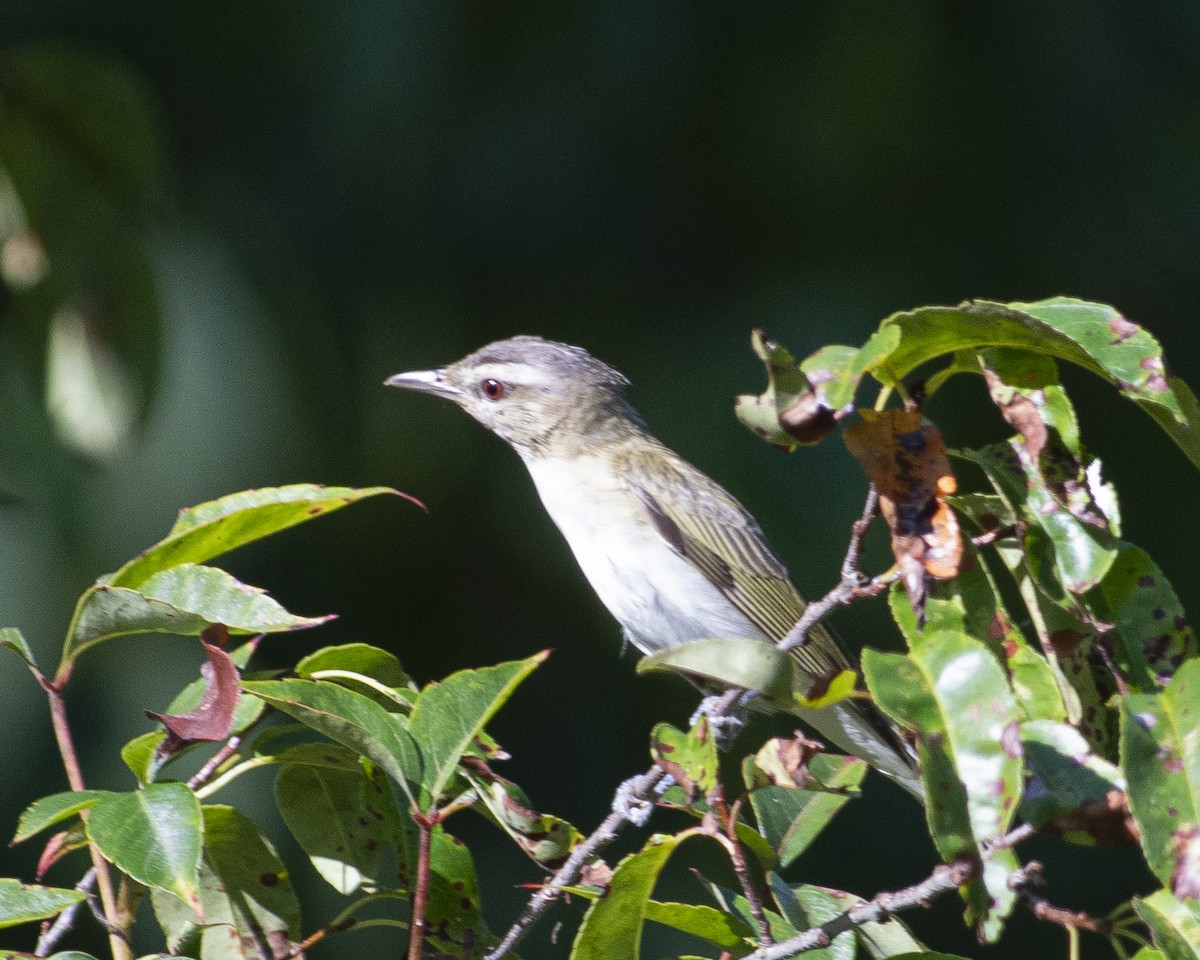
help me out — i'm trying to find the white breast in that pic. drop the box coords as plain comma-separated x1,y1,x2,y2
522,454,766,654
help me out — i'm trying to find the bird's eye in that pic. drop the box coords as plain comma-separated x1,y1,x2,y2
481,378,506,401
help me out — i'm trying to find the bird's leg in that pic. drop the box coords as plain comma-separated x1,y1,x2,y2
689,690,754,751
613,771,673,826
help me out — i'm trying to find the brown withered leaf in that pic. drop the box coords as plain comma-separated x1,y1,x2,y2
146,626,240,763
844,409,962,626
752,733,826,790
1040,789,1139,846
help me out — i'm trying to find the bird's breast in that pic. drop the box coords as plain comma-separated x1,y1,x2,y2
522,454,767,654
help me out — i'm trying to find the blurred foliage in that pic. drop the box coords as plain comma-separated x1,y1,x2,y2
2,3,1200,958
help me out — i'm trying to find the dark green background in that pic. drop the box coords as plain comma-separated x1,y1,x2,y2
2,3,1198,957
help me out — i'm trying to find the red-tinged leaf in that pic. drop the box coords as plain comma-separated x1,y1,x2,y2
146,633,240,762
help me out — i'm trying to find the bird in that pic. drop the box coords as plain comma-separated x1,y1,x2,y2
386,335,921,796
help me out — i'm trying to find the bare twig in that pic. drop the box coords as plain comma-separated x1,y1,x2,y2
408,813,435,960
484,766,666,960
777,487,880,653
1013,862,1113,936
740,821,1040,960
187,733,245,790
723,794,772,947
35,868,96,956
44,685,130,960
745,859,975,960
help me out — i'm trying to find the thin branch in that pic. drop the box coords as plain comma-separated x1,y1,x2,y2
187,732,246,790
45,685,130,960
1013,862,1113,936
744,859,975,960
723,794,771,947
35,868,96,956
777,486,880,653
484,766,666,960
741,821,1039,960
407,813,435,960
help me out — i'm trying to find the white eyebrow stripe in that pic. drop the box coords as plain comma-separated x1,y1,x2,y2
475,362,557,388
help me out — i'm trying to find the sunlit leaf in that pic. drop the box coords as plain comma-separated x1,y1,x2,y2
150,804,300,958
863,634,1022,940
1018,720,1132,845
276,747,403,895
60,564,328,675
408,652,547,802
463,764,582,869
650,719,718,802
1121,660,1200,892
746,752,866,868
572,829,708,960
241,678,422,806
1134,890,1200,960
637,637,793,703
13,790,109,844
109,484,405,589
88,783,203,914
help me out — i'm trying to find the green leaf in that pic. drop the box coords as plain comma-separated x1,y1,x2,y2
863,634,1022,940
463,768,582,870
650,719,719,802
877,298,1182,416
966,441,1118,597
408,652,547,802
734,330,814,449
1138,375,1200,472
643,900,755,951
746,753,866,868
12,790,110,843
637,637,793,703
572,829,707,960
819,888,929,959
151,804,301,957
0,878,87,929
296,643,410,687
1095,545,1197,692
1134,890,1200,960
241,678,422,806
0,627,37,673
109,484,404,589
1018,720,1127,842
424,824,489,954
88,783,203,914
769,879,855,960
60,565,328,673
1121,660,1200,891
735,328,902,449
276,748,403,894
121,731,165,784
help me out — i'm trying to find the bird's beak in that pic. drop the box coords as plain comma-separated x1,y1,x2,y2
384,368,461,400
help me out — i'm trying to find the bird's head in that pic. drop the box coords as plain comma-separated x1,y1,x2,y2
386,336,638,454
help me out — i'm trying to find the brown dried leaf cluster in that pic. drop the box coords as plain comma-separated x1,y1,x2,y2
844,409,962,625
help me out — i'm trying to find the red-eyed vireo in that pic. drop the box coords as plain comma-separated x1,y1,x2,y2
387,336,921,796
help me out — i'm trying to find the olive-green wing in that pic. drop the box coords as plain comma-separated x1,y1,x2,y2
620,446,853,683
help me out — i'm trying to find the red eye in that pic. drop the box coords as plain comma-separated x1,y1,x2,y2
481,378,505,400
